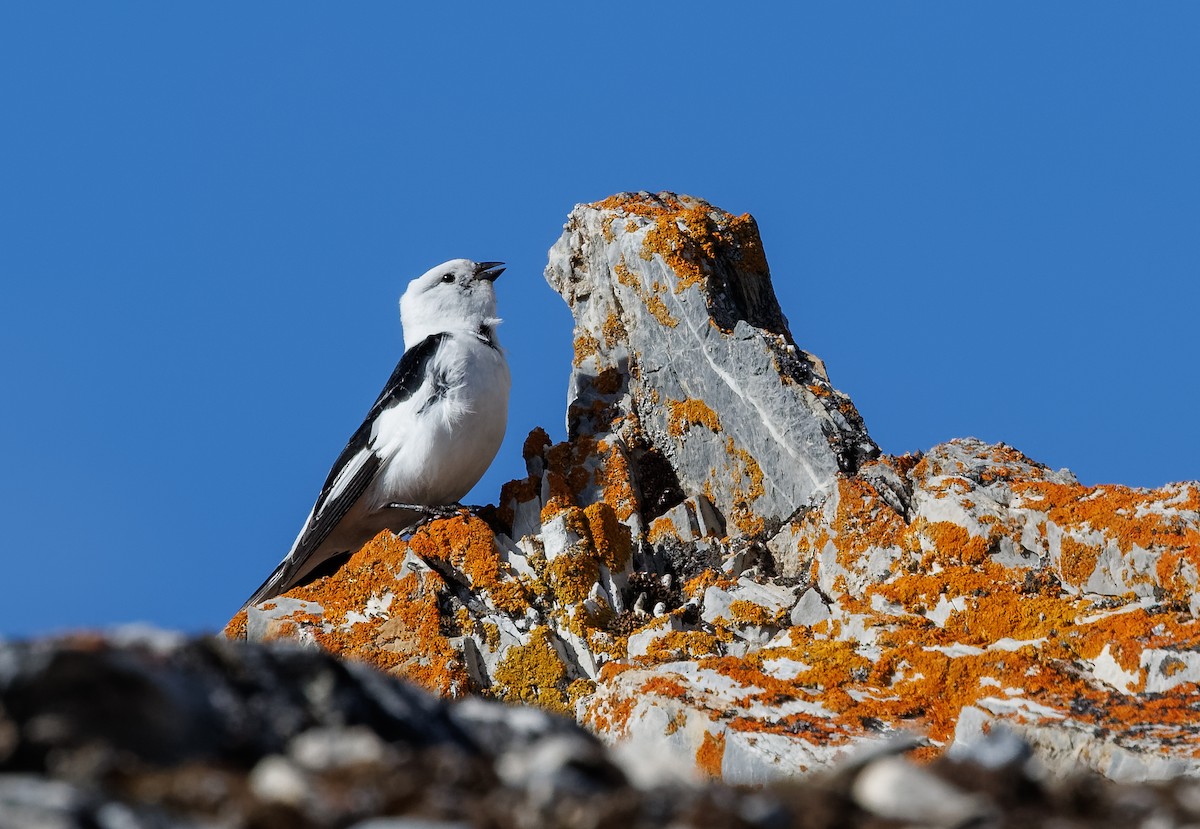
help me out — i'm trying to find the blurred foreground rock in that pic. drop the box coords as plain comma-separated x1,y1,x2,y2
229,193,1200,795
7,631,1200,828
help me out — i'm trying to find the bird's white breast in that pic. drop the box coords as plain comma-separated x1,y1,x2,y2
367,333,510,507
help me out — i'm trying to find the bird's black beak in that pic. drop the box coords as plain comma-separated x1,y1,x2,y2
476,261,505,282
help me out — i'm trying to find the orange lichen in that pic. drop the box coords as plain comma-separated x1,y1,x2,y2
224,392,1200,773
696,731,726,777
641,206,716,290
310,560,471,696
595,440,639,522
568,678,597,706
584,501,632,573
545,511,601,606
1156,548,1200,604
729,600,778,627
914,520,991,567
493,626,571,715
832,477,907,567
540,437,598,521
684,570,726,600
592,367,623,396
523,426,552,462
1016,480,1200,554
1011,479,1200,602
223,610,248,640
585,690,638,737
643,294,679,328
260,618,299,641
640,675,689,699
601,214,616,241
699,575,1200,746
664,710,688,735
539,503,633,614
590,193,766,301
246,526,479,696
597,661,638,683
726,212,770,276
613,259,638,288
408,516,531,615
289,530,411,623
612,252,679,326
725,437,767,536
647,514,681,544
599,311,628,351
498,474,538,531
592,192,701,218
482,621,500,650
667,399,721,436
631,453,1200,755
1059,534,1103,589
573,330,602,367
643,630,722,663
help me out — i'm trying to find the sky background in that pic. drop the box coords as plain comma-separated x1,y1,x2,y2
2,5,1197,637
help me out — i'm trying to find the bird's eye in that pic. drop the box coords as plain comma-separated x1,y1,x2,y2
440,273,456,284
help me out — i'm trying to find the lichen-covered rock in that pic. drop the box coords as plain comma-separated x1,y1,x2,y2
544,192,877,536
229,192,1200,791
583,439,1200,784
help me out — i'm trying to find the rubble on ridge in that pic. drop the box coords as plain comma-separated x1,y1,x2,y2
10,632,1200,828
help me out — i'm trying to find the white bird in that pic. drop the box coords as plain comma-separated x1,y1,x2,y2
243,259,511,608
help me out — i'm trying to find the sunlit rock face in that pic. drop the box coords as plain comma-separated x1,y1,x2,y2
231,192,1200,787
544,192,877,537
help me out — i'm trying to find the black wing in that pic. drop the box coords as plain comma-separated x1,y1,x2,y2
242,332,448,608
309,331,448,510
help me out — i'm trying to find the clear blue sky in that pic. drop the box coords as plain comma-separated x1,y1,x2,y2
2,5,1197,637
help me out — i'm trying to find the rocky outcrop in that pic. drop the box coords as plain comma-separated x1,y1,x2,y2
588,438,1200,783
229,192,1200,789
544,193,877,535
7,631,1200,828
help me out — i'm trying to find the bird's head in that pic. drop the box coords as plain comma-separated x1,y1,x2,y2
399,258,505,349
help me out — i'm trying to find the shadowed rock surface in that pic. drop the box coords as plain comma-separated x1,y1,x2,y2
224,192,1200,810
544,193,877,534
6,631,1200,828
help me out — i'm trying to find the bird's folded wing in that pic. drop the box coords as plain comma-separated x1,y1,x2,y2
241,332,449,608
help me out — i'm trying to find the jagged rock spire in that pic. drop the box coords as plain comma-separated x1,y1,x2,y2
545,192,878,536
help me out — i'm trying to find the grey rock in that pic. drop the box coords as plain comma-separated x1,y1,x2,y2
246,597,325,642
0,635,473,773
544,193,877,534
851,755,995,827
0,775,91,828
248,754,309,806
1144,649,1200,694
789,588,833,627
2,631,1193,828
653,495,725,542
0,774,185,829
626,614,687,659
508,494,542,542
348,821,471,829
288,726,393,771
946,712,1031,769
765,520,807,579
